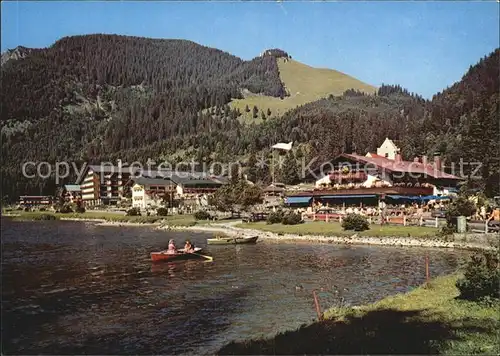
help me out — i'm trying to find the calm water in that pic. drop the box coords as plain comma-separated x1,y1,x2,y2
2,218,469,355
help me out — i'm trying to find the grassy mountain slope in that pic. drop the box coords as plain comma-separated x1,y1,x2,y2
231,58,376,122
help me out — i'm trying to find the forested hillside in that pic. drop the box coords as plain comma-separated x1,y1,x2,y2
1,34,287,198
1,34,498,200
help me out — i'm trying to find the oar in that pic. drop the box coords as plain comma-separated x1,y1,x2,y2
190,252,213,261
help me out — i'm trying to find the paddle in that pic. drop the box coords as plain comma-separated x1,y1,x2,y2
190,252,213,261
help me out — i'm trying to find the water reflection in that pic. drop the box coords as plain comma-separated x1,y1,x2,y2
2,218,470,355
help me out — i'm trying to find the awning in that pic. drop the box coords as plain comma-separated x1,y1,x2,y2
387,195,453,201
387,195,414,200
426,195,453,200
320,195,378,199
285,196,312,204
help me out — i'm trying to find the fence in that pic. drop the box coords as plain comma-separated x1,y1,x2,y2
303,212,494,232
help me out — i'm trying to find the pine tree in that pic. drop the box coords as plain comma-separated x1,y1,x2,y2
247,152,258,183
245,104,250,113
252,105,258,118
267,108,271,116
279,152,299,185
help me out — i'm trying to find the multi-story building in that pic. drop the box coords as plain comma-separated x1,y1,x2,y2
129,169,228,210
76,165,132,206
131,177,177,210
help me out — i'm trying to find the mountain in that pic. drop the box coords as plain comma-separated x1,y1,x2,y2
1,46,36,67
231,57,376,121
1,34,498,200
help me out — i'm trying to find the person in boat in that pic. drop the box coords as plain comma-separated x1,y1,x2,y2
184,240,195,253
166,239,177,254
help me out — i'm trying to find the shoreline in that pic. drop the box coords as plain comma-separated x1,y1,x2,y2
4,214,496,251
159,223,498,251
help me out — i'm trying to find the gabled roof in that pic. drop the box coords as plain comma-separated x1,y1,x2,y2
341,153,461,180
366,152,386,159
133,177,176,187
172,176,223,186
381,137,400,149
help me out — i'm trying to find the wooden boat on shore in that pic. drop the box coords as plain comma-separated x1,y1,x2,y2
150,247,203,262
207,235,259,245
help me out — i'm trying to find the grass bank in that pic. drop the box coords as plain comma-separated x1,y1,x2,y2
237,221,438,238
6,211,198,226
218,274,499,355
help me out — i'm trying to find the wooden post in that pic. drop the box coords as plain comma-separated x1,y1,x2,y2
435,217,439,228
326,214,329,223
425,255,430,284
419,216,423,226
339,215,342,223
313,213,316,221
403,215,406,226
312,290,323,321
485,222,489,233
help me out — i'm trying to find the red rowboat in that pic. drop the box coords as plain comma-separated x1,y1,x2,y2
150,247,203,262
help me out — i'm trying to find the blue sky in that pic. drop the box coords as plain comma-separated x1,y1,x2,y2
2,1,498,98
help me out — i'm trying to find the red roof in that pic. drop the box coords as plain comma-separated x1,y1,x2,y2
342,153,461,180
366,152,386,159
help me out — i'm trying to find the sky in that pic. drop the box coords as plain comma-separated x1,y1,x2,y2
2,1,498,98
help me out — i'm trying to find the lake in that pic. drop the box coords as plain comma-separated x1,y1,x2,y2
1,218,469,355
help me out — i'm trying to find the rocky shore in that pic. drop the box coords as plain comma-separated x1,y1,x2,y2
5,213,496,251
157,222,498,251
95,221,162,227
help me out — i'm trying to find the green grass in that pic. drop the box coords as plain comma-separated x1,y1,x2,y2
9,211,198,226
219,274,500,355
230,58,376,123
237,221,438,238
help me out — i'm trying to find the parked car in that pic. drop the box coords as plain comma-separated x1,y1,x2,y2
242,212,269,223
431,210,447,218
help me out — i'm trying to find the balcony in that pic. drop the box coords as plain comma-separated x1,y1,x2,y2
290,186,434,197
328,171,367,182
183,188,218,194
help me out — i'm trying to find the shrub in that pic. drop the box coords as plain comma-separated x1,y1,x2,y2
126,207,141,216
59,204,73,214
437,225,456,237
194,210,211,220
157,207,168,216
445,196,476,226
33,214,58,221
74,206,86,213
456,251,500,301
266,210,284,224
24,207,30,212
341,214,370,231
282,212,303,225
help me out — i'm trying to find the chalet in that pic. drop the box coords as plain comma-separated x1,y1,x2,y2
62,184,82,203
131,177,177,210
129,169,228,209
287,139,462,207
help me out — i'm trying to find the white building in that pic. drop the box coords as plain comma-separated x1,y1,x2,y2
375,138,400,160
77,165,132,206
131,177,177,210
